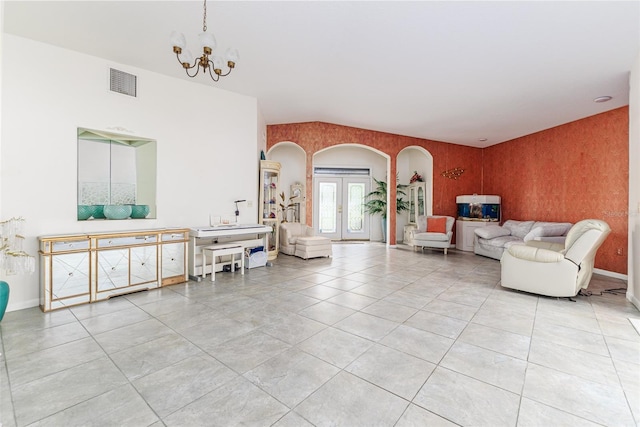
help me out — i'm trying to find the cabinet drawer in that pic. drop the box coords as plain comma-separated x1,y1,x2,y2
97,235,157,248
162,232,187,242
49,240,90,253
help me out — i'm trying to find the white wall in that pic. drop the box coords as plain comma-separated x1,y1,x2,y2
1,35,261,311
629,51,640,309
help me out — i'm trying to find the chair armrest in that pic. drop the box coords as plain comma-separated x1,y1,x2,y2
526,240,565,252
507,244,565,263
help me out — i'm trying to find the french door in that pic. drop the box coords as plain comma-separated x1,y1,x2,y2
313,176,370,240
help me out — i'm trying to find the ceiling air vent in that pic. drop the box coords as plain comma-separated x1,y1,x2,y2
110,68,137,97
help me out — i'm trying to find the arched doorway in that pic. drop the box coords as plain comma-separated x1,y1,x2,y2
313,144,389,241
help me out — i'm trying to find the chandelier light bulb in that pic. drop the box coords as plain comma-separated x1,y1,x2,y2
212,55,224,74
170,31,186,50
225,48,239,67
198,32,217,55
181,49,194,67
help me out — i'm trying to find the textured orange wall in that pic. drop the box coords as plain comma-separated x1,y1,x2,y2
268,109,628,274
483,107,629,274
268,122,484,243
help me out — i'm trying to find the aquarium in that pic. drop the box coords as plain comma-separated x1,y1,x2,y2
456,195,500,221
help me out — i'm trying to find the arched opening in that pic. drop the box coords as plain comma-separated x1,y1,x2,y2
313,144,390,242
397,146,433,243
268,142,307,223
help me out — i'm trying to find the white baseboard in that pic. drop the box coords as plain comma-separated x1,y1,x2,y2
593,268,628,281
627,292,640,312
7,298,40,313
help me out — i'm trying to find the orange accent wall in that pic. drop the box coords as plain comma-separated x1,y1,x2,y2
483,107,629,274
268,122,484,244
268,107,628,274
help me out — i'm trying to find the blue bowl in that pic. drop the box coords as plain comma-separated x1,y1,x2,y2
77,205,93,220
130,205,150,219
103,205,132,220
92,205,106,219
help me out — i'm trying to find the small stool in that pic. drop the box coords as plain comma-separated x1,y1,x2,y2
294,236,332,259
202,244,244,282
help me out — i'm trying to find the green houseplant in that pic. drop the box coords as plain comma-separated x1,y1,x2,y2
364,176,410,242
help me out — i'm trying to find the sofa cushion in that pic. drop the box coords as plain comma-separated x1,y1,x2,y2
417,215,427,232
475,225,511,240
426,217,447,233
479,235,522,248
524,222,572,242
503,220,535,238
413,232,450,242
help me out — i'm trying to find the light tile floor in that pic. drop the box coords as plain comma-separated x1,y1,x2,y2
1,243,638,426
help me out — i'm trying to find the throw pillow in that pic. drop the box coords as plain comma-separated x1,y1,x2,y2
426,217,447,233
503,220,535,238
475,225,511,239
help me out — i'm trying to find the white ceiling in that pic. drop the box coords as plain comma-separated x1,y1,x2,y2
3,1,639,147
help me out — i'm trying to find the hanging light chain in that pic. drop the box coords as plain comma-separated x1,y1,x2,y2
202,0,207,32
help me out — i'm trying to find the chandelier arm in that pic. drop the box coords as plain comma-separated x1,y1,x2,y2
216,68,233,77
206,63,220,82
184,64,202,78
175,52,202,77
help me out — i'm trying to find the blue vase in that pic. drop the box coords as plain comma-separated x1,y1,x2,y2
0,281,9,322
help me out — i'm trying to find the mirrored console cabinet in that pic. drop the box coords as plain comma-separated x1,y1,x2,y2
39,228,189,311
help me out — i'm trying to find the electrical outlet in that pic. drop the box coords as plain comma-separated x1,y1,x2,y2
616,248,624,256
247,201,253,207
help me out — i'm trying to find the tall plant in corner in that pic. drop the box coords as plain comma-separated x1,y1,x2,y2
364,176,409,242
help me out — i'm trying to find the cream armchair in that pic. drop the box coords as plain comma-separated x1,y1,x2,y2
408,215,455,254
500,219,611,297
279,222,315,255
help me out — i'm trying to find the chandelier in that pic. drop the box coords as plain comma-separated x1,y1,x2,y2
171,0,238,81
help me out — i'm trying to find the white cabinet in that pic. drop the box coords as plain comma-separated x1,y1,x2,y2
403,224,417,245
40,228,188,312
259,160,281,260
407,182,427,224
456,221,491,252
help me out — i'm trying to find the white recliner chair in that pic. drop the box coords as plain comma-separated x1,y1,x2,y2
279,222,315,255
500,219,611,297
279,222,332,259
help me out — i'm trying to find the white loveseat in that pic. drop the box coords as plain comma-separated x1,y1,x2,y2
474,220,572,260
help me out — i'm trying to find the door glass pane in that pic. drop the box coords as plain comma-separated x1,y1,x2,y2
417,186,425,216
409,187,416,223
347,182,365,233
319,182,337,233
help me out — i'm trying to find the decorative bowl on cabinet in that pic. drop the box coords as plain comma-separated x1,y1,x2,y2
103,205,132,220
130,205,150,219
77,205,93,220
92,205,106,219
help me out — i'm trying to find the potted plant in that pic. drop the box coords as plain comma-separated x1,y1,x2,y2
364,176,410,242
278,192,296,223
